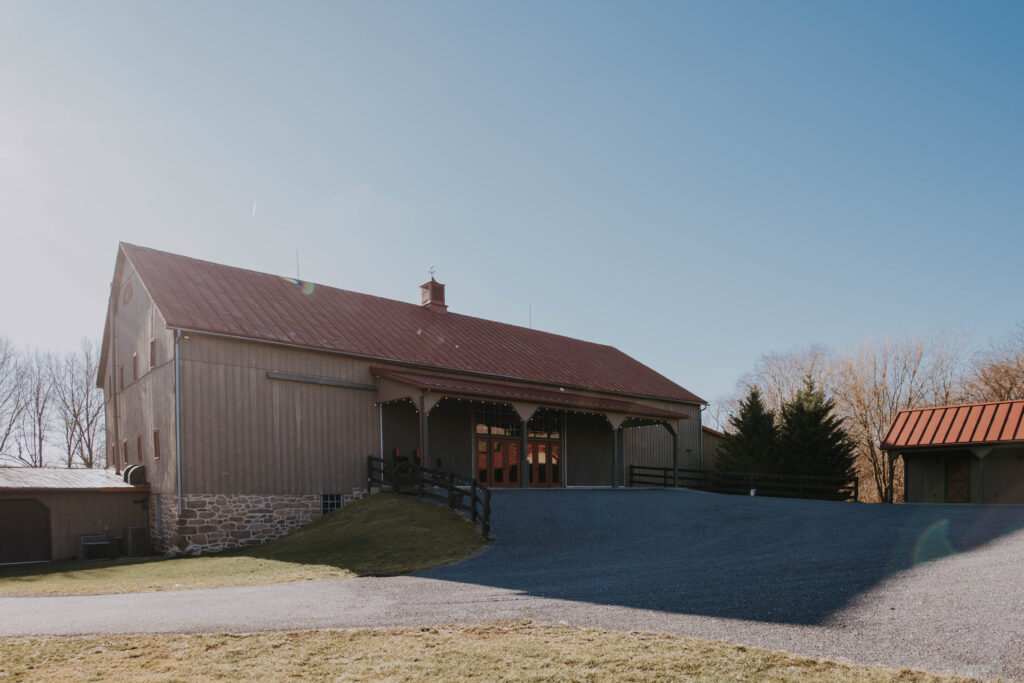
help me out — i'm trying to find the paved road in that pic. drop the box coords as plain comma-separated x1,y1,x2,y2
2,489,1023,679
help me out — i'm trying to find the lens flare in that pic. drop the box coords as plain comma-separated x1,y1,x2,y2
913,519,957,566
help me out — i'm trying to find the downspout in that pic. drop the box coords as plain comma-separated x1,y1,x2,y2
699,405,707,477
174,330,183,515
109,283,121,475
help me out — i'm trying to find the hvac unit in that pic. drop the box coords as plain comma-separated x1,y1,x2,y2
122,526,150,557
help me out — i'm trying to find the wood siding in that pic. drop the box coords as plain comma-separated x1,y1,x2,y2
103,259,178,494
0,491,148,560
178,334,379,495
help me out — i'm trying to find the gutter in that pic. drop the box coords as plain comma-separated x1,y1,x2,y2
174,329,183,515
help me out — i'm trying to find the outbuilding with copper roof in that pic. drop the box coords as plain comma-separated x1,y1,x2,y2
880,399,1024,504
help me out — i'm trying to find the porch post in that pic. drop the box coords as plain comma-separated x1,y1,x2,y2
520,417,529,488
612,427,621,488
419,394,428,467
672,430,679,488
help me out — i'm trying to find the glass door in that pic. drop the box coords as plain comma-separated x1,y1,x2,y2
477,437,520,487
527,440,562,487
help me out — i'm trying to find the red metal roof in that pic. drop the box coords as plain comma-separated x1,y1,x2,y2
119,243,704,404
881,400,1024,450
370,367,690,421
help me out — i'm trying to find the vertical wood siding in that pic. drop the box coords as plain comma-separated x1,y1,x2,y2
103,261,178,495
179,335,380,495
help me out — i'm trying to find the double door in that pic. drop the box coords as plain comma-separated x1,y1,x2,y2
475,437,562,488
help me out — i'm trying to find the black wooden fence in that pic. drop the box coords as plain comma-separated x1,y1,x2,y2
629,465,858,502
366,455,492,537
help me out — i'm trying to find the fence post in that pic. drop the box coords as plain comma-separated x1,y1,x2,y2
392,451,400,495
482,488,491,538
366,455,373,494
447,471,455,509
854,478,859,502
471,480,478,523
418,462,425,498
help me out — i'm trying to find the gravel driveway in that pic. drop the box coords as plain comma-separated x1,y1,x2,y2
2,489,1022,679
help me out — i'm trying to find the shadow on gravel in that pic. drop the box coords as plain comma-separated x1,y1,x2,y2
418,489,1024,626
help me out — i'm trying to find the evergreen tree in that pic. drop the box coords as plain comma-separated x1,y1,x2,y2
716,386,779,473
777,376,857,495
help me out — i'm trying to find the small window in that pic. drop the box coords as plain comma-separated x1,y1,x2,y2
119,366,124,390
137,435,142,462
150,340,157,368
132,354,138,381
122,280,133,305
153,429,160,459
321,494,343,515
122,440,128,465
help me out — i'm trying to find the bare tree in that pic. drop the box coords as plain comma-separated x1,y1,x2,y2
964,322,1024,402
0,337,26,459
737,344,835,415
830,331,968,503
10,351,53,468
49,340,105,468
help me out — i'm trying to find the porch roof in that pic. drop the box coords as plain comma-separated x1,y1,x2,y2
370,366,689,422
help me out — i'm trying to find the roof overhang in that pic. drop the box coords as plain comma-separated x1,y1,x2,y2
370,366,689,423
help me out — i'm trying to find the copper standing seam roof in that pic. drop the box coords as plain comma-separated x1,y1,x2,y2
370,366,690,421
881,400,1024,450
106,243,705,405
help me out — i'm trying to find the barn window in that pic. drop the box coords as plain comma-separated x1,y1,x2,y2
119,366,124,390
137,435,142,462
474,402,521,438
321,494,343,515
122,440,128,465
150,340,157,368
122,280,133,305
153,429,160,459
132,354,138,381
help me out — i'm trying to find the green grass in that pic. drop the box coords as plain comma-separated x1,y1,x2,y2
0,494,487,596
0,621,978,682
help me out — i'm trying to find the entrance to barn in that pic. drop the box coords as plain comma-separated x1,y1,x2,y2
526,440,562,487
476,437,521,487
0,499,51,564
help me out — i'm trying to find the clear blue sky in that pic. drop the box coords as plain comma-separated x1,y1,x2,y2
1,1,1021,405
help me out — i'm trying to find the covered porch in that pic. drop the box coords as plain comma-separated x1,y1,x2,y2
371,366,688,488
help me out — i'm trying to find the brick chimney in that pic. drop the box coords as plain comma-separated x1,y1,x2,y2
420,278,447,312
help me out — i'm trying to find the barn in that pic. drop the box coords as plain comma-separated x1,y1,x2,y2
98,243,706,553
881,399,1024,504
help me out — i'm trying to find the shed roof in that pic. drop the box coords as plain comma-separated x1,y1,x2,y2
109,243,704,405
881,400,1024,451
0,468,145,491
370,366,690,421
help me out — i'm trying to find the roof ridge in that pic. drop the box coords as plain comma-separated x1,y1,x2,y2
896,398,1024,414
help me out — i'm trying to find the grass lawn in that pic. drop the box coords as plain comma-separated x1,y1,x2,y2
0,494,486,596
0,621,976,682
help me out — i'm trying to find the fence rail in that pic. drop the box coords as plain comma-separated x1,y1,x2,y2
367,455,492,537
629,465,858,502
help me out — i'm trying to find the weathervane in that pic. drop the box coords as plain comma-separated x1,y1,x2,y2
428,264,436,279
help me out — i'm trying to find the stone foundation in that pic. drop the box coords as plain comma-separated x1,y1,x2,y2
149,490,366,555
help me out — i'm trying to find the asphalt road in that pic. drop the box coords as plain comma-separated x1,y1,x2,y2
2,489,1023,679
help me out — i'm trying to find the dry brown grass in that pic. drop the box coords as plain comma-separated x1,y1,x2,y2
0,621,978,682
0,494,487,596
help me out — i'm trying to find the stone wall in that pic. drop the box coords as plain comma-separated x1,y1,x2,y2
147,490,369,555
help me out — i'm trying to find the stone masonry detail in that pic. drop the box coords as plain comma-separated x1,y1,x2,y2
170,494,321,554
